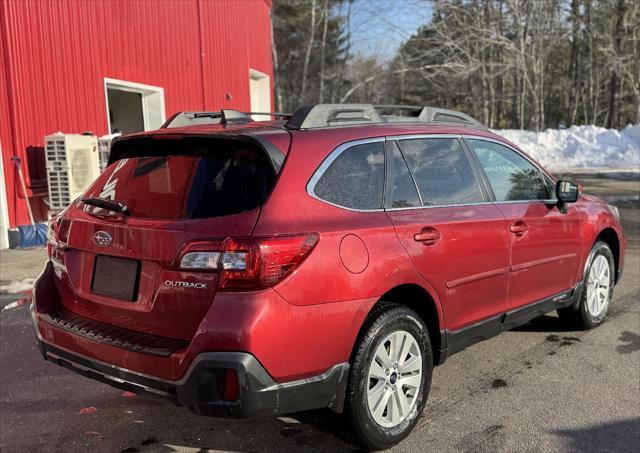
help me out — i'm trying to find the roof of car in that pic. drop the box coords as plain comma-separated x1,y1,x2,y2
112,117,513,152
120,116,503,138
110,104,524,164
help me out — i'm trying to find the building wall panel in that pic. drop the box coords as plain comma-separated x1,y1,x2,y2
1,0,273,229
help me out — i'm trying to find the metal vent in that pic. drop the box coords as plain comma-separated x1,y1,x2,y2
97,134,120,172
45,134,100,211
45,138,70,210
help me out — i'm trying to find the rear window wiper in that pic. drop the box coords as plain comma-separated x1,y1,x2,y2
81,197,131,216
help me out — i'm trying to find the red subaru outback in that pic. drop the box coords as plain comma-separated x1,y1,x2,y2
33,105,625,449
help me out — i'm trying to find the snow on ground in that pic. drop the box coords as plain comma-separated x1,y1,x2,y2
494,123,640,171
0,278,35,294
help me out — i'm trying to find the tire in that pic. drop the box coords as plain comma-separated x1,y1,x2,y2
344,303,433,450
558,241,615,330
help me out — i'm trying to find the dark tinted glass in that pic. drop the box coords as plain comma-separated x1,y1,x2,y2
469,140,547,201
314,142,385,210
543,173,557,199
86,146,275,219
389,143,421,208
398,138,483,206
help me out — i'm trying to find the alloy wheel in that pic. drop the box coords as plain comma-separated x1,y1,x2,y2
586,254,611,317
366,330,422,428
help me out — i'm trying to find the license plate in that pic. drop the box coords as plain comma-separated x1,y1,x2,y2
91,255,139,302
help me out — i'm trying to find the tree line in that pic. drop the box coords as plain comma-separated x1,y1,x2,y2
272,0,639,130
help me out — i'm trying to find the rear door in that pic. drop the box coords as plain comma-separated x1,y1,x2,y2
465,138,583,311
55,136,280,340
384,137,511,334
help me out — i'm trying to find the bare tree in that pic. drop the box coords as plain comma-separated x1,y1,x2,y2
299,0,318,105
270,8,283,112
272,0,639,129
318,0,329,102
606,0,626,127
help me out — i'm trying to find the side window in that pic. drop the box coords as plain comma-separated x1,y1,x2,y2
397,138,484,206
543,173,557,200
313,142,385,210
389,143,421,208
468,139,547,202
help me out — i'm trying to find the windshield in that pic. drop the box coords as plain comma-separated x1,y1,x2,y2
84,141,276,220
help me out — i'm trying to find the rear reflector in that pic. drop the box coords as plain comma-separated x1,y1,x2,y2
223,368,239,401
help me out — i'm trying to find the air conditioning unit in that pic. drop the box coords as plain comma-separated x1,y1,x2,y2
97,133,120,172
45,133,100,211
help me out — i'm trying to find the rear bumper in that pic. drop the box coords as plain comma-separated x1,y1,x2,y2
31,261,357,417
37,337,349,417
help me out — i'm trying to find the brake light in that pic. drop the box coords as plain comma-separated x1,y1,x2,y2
177,234,319,290
219,234,318,290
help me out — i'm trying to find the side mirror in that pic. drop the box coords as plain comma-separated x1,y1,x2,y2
556,180,579,206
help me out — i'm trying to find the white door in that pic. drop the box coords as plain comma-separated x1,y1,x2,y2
0,142,10,249
104,78,166,133
249,69,271,121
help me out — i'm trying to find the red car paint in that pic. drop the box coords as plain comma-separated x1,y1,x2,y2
32,120,626,391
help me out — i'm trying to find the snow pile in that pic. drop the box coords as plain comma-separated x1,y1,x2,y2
494,124,640,171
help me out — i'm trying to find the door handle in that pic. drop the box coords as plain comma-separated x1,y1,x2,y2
414,227,441,245
510,221,529,236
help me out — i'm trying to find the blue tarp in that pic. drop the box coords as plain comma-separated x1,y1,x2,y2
17,223,47,248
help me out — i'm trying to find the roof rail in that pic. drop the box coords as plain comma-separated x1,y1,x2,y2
162,110,292,128
285,104,383,130
417,107,486,129
284,104,487,130
246,111,292,119
162,110,252,128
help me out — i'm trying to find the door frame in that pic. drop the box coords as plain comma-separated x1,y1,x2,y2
0,142,10,249
248,69,271,120
103,78,166,133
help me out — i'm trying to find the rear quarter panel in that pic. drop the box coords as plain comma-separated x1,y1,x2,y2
253,131,445,323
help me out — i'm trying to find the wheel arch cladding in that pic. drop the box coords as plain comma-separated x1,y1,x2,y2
595,228,620,282
355,284,443,365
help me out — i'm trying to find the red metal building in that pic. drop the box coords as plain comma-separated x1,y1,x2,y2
0,0,274,247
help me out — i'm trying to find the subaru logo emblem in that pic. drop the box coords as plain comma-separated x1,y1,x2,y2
93,231,112,247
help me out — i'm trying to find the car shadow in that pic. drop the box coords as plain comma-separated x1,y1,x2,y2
108,402,358,453
553,417,640,452
512,314,579,333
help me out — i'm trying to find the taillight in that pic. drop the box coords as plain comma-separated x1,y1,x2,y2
219,234,318,290
177,233,319,290
46,218,58,257
177,240,224,270
180,251,221,269
46,217,67,276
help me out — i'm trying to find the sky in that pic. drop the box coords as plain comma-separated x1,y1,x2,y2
347,0,433,61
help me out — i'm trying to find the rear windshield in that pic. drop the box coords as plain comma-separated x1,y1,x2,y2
85,139,276,219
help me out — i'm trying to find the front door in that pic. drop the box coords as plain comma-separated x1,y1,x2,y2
466,138,583,311
384,138,511,333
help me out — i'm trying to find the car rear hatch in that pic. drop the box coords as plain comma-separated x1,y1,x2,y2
47,134,285,342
